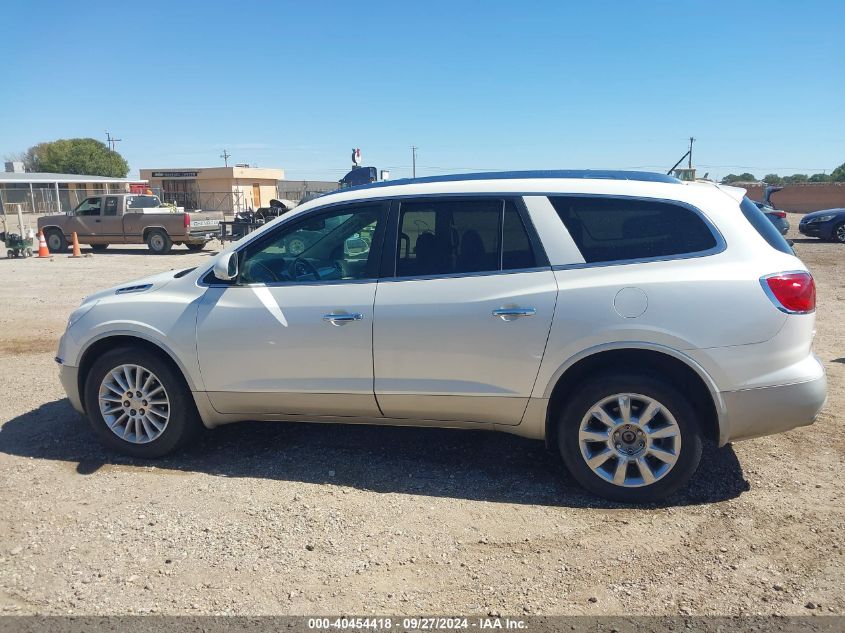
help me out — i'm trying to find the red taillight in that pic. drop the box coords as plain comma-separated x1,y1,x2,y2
761,272,815,314
773,211,787,218
183,213,190,228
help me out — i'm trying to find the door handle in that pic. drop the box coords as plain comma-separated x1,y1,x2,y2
492,307,536,321
323,312,363,326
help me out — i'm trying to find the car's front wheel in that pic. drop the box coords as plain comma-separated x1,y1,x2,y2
45,229,67,253
557,373,702,503
83,346,202,458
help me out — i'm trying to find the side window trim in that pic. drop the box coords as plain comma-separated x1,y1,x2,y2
201,201,388,287
548,194,726,269
381,195,550,281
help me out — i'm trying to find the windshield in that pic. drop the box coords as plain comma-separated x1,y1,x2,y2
126,195,161,209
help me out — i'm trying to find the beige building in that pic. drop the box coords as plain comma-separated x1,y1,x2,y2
140,166,284,214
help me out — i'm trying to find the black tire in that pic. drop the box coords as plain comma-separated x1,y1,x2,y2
185,243,205,252
83,346,202,458
90,244,109,252
146,229,172,254
833,222,845,244
557,372,703,503
45,229,67,253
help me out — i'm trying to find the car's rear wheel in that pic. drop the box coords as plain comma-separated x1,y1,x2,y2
83,346,202,458
834,222,845,244
186,243,205,252
45,229,67,253
146,229,172,254
557,372,702,503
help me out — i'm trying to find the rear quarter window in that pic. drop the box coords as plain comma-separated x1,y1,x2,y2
739,197,793,254
549,196,718,264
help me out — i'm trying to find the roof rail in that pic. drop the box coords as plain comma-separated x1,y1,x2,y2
328,169,680,195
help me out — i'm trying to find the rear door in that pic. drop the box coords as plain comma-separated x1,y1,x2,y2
372,197,557,425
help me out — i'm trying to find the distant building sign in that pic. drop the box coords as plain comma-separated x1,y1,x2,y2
150,171,199,178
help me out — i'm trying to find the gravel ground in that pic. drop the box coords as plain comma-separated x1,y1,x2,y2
0,215,842,616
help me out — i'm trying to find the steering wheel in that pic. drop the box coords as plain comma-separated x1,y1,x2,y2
243,260,279,283
293,257,320,280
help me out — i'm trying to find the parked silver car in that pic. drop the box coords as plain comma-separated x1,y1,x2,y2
56,171,826,502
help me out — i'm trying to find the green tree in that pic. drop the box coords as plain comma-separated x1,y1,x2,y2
763,173,784,185
808,173,831,182
721,172,757,184
783,174,808,184
831,162,845,182
23,138,129,177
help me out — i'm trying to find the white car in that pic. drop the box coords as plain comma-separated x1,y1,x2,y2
56,171,827,502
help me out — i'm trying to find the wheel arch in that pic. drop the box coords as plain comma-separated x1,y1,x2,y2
141,226,169,240
77,333,198,413
40,225,67,238
543,343,725,450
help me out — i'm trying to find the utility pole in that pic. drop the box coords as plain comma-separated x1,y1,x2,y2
688,137,695,169
411,145,417,178
220,149,231,167
105,132,122,152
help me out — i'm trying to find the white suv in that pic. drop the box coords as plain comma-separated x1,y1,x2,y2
56,171,827,502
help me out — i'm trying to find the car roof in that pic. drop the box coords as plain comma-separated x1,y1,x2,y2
331,170,680,196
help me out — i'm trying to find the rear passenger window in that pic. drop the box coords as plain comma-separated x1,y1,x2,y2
549,196,718,264
502,203,536,269
395,199,538,277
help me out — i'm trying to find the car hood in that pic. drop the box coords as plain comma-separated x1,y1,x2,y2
801,208,845,221
82,269,180,304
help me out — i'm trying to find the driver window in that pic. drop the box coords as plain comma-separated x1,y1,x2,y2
75,197,102,216
239,204,384,285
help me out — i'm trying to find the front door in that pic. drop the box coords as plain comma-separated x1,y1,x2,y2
373,198,557,425
196,202,388,418
65,196,103,241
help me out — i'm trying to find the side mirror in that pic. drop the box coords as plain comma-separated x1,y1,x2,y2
213,251,238,281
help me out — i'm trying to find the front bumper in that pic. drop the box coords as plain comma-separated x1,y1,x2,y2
798,222,827,238
719,357,827,444
59,363,85,414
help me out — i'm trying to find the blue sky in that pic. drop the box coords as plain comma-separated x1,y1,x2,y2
2,0,843,181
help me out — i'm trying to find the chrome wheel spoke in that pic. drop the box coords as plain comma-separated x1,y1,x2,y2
635,457,656,485
617,396,632,425
647,445,678,464
612,457,628,485
586,448,613,469
647,425,679,440
99,364,169,445
579,428,610,443
589,405,616,428
638,401,660,426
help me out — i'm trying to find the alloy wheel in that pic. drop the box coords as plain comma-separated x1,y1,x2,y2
578,393,681,487
98,364,170,444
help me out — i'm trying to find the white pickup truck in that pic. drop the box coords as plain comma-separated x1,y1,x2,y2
38,193,223,254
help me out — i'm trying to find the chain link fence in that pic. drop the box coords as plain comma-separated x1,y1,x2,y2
0,186,127,216
2,187,253,217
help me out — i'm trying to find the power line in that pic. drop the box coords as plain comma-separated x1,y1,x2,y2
220,149,231,167
105,132,122,152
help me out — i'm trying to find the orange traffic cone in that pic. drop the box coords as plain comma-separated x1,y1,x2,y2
69,232,82,258
37,230,50,257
